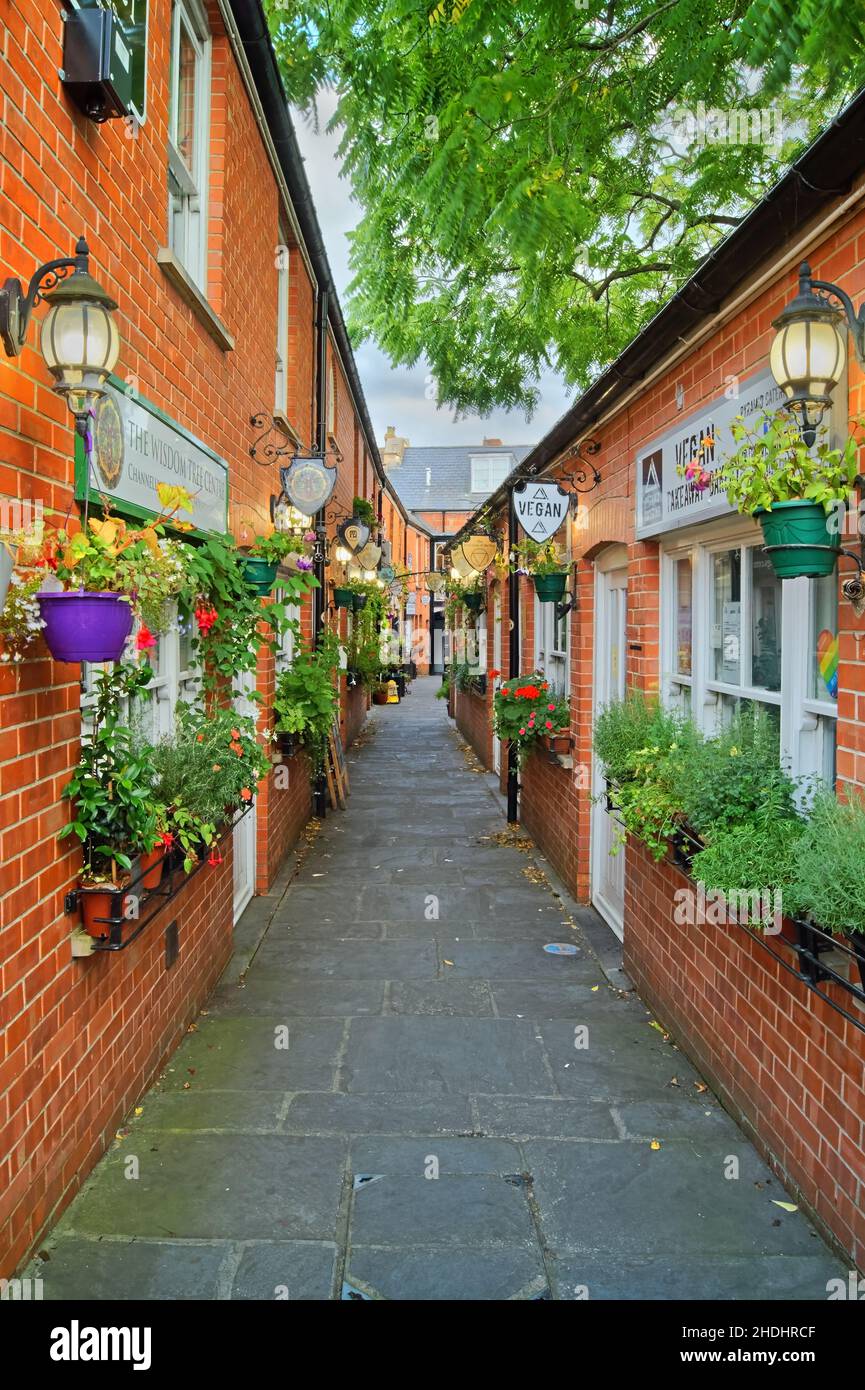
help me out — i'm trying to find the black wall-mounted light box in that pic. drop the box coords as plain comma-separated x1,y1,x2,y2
61,8,133,122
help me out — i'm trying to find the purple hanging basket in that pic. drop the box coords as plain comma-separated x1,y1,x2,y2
38,591,133,663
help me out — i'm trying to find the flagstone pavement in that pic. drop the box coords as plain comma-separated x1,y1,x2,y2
28,678,844,1300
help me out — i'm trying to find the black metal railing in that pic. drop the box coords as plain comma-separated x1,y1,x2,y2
77,807,251,954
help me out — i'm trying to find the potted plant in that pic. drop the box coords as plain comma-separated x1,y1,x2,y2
0,569,45,665
333,585,354,609
372,682,389,705
0,540,14,614
786,790,865,982
351,496,377,529
514,538,570,602
239,531,313,596
272,628,341,773
714,411,863,580
59,664,162,935
492,674,570,767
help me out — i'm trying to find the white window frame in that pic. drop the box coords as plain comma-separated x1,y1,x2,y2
82,605,202,742
168,0,211,290
661,514,838,787
469,454,515,494
274,586,302,673
327,361,336,436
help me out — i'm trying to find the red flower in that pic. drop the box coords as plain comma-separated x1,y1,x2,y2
240,787,252,801
195,603,218,634
208,848,224,867
548,703,556,712
518,727,526,735
545,720,553,729
136,624,157,652
490,669,501,678
515,684,540,700
160,832,174,847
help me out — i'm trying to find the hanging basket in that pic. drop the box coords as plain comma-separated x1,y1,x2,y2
755,501,840,579
532,572,568,603
239,556,279,596
39,591,133,663
352,592,368,611
333,586,354,609
463,591,485,613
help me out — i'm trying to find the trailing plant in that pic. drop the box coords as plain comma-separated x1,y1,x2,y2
714,411,864,514
492,673,570,767
594,691,685,787
273,626,341,771
786,790,865,935
453,659,484,694
0,569,45,663
610,730,703,861
445,573,485,626
513,536,567,575
59,661,161,881
181,531,315,697
436,667,452,701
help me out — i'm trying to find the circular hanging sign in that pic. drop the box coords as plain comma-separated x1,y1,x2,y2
280,455,337,517
379,564,395,583
543,942,579,955
425,571,446,594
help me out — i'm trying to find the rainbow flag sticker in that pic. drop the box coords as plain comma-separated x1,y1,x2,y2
816,629,838,699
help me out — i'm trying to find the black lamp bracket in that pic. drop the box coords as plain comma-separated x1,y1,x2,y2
0,237,90,356
805,267,865,368
249,413,342,469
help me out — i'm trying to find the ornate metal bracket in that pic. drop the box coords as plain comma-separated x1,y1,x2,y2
557,437,602,495
0,237,90,357
249,412,300,467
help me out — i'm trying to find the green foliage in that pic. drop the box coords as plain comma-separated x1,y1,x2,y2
691,814,804,899
59,663,161,878
182,532,315,696
453,659,484,694
610,731,703,861
273,627,341,771
246,531,314,567
678,708,798,835
594,690,684,786
716,412,864,514
351,496,377,527
513,537,567,576
492,673,569,767
786,790,865,935
445,573,485,626
266,1,844,415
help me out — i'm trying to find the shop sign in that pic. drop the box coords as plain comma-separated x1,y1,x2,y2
76,379,228,533
512,481,570,542
461,533,497,571
282,455,338,519
635,368,785,539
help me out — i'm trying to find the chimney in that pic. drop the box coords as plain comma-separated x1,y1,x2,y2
381,426,408,470
482,437,502,447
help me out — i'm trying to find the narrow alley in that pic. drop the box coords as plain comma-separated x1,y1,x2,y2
26,681,842,1302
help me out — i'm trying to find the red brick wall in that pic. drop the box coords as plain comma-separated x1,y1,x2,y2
454,684,492,767
0,849,235,1277
624,837,865,1267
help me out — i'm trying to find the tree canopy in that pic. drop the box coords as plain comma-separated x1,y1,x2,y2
268,0,865,416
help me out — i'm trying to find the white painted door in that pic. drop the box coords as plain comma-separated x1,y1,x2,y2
232,675,257,922
591,562,628,938
492,593,502,774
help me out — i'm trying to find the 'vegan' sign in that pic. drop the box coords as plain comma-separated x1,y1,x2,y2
512,481,570,542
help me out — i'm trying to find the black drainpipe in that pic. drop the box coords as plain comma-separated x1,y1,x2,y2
507,493,520,824
312,288,329,817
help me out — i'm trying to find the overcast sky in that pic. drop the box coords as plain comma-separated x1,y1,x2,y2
292,92,572,451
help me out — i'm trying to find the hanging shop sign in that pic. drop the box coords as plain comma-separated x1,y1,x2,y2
635,367,793,540
450,545,476,579
461,533,498,572
76,378,228,533
512,481,570,542
337,517,371,554
280,455,337,518
425,571,446,594
379,564,395,583
357,541,382,569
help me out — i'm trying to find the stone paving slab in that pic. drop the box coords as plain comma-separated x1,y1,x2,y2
28,679,845,1299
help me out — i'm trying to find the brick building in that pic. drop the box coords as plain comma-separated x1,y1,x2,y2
0,0,421,1275
450,90,865,1267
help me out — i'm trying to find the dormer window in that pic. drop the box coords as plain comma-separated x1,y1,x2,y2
470,453,514,493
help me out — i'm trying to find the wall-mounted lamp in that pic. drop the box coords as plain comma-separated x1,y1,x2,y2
770,261,862,446
0,237,119,433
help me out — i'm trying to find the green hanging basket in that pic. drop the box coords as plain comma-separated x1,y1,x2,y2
755,501,840,579
333,586,354,609
352,592,368,611
239,556,278,596
532,572,568,602
462,591,485,613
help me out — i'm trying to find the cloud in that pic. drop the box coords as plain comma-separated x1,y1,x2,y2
291,96,571,449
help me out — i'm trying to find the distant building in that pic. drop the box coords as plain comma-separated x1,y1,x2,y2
381,428,534,671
